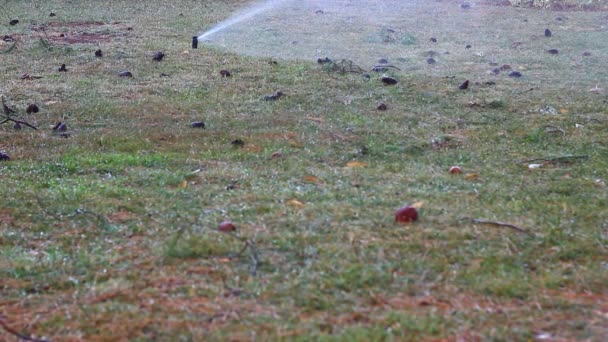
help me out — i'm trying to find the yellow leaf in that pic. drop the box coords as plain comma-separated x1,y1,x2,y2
559,108,568,114
346,161,368,168
287,199,305,208
179,180,188,189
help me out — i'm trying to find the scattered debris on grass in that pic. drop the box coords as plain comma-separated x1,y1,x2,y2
58,64,68,72
459,80,469,90
322,59,365,74
219,69,231,77
0,151,10,161
95,49,102,57
191,121,205,128
118,70,133,77
1,96,38,130
377,103,387,110
317,57,332,64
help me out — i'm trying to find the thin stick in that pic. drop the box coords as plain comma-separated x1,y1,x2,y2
0,117,39,130
0,315,50,342
471,218,529,234
370,65,401,71
518,155,588,165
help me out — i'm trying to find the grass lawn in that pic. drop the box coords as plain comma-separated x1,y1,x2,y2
1,0,607,340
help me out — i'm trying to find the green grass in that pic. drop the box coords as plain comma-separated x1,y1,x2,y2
1,0,608,340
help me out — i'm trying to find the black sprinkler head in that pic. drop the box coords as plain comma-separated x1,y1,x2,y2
192,36,198,49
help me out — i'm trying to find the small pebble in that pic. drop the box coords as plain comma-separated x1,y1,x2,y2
430,37,437,43
547,49,559,55
544,28,552,37
191,121,205,128
95,49,103,57
490,68,500,75
499,64,511,71
378,58,388,64
427,57,436,64
458,80,469,90
465,44,472,49
118,71,133,77
219,69,231,77
9,19,19,26
377,103,387,111
361,73,371,79
0,151,10,161
508,71,522,78
582,51,592,57
13,122,22,130
49,12,56,17
58,64,68,72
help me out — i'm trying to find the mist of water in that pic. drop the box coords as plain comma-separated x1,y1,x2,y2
197,0,293,41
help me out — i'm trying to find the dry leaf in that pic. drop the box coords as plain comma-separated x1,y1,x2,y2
287,199,305,208
464,173,480,180
346,161,368,168
181,50,190,55
303,175,322,184
410,201,424,209
179,180,188,189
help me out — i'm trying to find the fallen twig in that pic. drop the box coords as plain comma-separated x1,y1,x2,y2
0,117,38,130
470,218,529,234
518,155,588,165
370,64,401,72
0,315,50,342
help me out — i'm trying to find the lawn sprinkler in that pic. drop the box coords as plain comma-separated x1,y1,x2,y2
192,36,198,49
